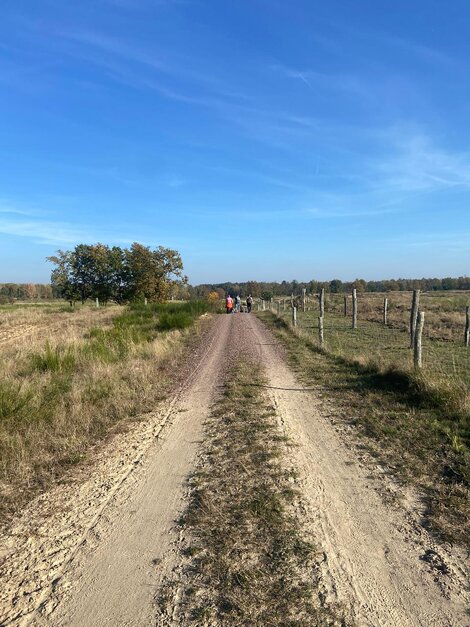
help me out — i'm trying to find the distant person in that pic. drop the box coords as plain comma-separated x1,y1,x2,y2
235,295,241,313
246,294,253,313
226,295,233,314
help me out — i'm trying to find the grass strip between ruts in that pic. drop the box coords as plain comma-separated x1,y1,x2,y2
156,360,345,626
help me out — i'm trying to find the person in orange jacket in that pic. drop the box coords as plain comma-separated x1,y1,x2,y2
226,295,233,313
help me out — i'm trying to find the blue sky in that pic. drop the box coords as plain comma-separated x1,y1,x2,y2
1,0,470,284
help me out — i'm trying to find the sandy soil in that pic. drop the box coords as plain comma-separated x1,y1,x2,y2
1,313,468,626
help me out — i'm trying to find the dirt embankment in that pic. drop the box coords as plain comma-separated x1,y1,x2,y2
0,313,468,626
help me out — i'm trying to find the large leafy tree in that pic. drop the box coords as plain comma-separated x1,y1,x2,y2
124,243,185,301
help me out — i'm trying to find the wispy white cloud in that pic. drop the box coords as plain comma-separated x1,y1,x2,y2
65,30,168,71
271,63,376,103
0,217,95,245
61,29,249,103
0,204,33,216
380,231,470,256
303,205,404,219
207,165,312,193
0,200,101,245
376,34,462,71
0,200,192,249
370,129,470,194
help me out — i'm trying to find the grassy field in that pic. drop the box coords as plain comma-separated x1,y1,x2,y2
269,297,470,475
282,310,469,392
0,300,209,524
0,302,122,354
316,290,470,343
270,292,470,412
258,311,470,548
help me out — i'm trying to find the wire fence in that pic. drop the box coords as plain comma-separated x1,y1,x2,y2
257,292,470,387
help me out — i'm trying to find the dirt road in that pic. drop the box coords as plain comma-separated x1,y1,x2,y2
1,314,468,626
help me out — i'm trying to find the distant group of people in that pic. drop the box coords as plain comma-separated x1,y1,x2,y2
225,294,253,314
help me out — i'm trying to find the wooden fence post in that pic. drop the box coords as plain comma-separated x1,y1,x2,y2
465,306,470,347
383,297,388,326
277,301,280,316
414,311,425,369
343,295,347,317
319,288,325,318
257,301,260,311
262,300,266,311
410,289,420,348
144,297,148,306
302,288,306,312
95,298,99,308
352,289,357,329
291,293,294,309
292,306,297,327
318,316,324,348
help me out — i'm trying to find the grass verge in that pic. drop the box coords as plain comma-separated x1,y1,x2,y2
156,360,344,626
258,312,470,550
0,301,210,525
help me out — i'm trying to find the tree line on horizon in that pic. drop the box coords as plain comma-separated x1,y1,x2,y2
0,283,54,304
2,273,470,305
190,276,470,300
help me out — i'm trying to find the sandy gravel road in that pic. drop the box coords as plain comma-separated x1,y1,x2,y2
43,315,231,627
1,313,468,626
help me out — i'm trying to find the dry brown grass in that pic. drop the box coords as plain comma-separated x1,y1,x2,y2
0,303,201,525
0,303,120,355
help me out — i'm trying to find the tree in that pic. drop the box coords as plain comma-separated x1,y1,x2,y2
261,290,273,301
71,243,122,304
245,281,260,297
123,243,184,302
352,278,367,293
48,242,186,304
47,250,81,305
329,279,343,293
